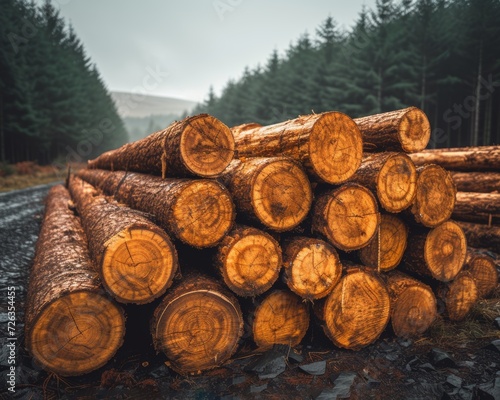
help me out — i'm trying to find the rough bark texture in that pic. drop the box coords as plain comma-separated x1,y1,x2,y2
354,107,431,153
450,172,500,193
409,164,456,228
403,221,467,282
312,183,380,251
282,236,343,300
217,157,312,232
232,112,363,184
88,114,235,178
409,145,500,171
68,175,178,304
464,249,499,298
385,271,437,338
453,192,500,225
439,271,479,321
359,214,408,272
25,185,125,376
215,225,282,297
349,152,417,212
151,275,243,375
321,266,390,350
77,169,235,248
252,290,310,350
456,221,500,250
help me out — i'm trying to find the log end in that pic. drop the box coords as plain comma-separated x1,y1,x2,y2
444,272,479,321
467,255,499,298
397,107,431,153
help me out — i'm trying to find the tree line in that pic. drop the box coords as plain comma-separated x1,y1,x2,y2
0,0,128,165
194,0,500,148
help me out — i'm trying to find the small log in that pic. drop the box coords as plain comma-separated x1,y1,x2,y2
452,192,500,225
252,290,310,350
88,114,235,178
349,152,417,212
456,221,500,250
464,249,498,298
439,271,479,321
409,164,456,228
25,185,125,376
385,272,437,338
403,221,467,282
450,171,500,193
217,157,312,231
409,145,500,171
215,225,282,297
77,169,235,248
68,175,178,304
151,275,243,375
232,111,363,184
312,183,380,251
282,237,343,300
320,266,390,350
359,214,408,272
353,107,431,153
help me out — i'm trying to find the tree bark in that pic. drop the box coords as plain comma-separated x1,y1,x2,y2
464,249,498,298
215,225,282,297
312,183,380,251
450,172,500,193
77,168,235,248
452,192,500,225
68,175,178,304
251,290,310,350
25,185,125,376
456,221,500,251
231,111,363,184
385,271,437,338
349,152,417,212
409,145,500,171
88,114,235,178
438,271,479,321
217,157,312,232
353,107,431,153
282,236,342,300
151,274,243,375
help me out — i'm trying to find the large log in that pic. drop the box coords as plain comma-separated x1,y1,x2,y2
348,152,417,213
215,225,282,297
353,107,431,153
385,272,437,338
450,172,500,193
151,275,243,375
68,175,178,304
452,192,500,225
464,249,498,298
403,221,467,282
88,114,235,178
456,221,500,250
439,271,479,321
217,157,312,231
282,237,343,300
409,145,500,171
77,169,235,248
251,290,310,350
312,183,380,251
24,185,125,376
231,111,363,184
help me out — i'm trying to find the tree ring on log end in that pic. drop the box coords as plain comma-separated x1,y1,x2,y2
445,272,478,321
468,256,499,298
397,107,431,152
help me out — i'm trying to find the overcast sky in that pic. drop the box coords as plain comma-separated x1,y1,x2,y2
45,0,376,102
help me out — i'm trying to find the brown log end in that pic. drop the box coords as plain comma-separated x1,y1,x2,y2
443,271,479,321
465,254,499,298
252,290,310,350
395,107,431,153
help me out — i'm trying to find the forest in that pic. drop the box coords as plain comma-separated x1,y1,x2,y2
0,0,128,165
194,0,500,149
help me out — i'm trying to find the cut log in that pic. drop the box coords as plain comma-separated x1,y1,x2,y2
320,266,390,350
252,290,310,350
88,114,235,178
215,225,282,297
349,152,417,212
312,183,380,251
217,157,312,231
439,271,479,321
25,185,125,376
456,221,500,250
403,221,467,282
282,237,343,300
353,107,431,153
385,272,437,338
452,192,500,225
409,164,456,228
409,145,500,171
68,175,178,304
359,214,408,272
464,249,498,298
151,275,243,375
450,172,500,193
77,169,235,248
232,111,363,184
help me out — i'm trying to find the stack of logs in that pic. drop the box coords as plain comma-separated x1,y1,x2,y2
25,109,499,377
